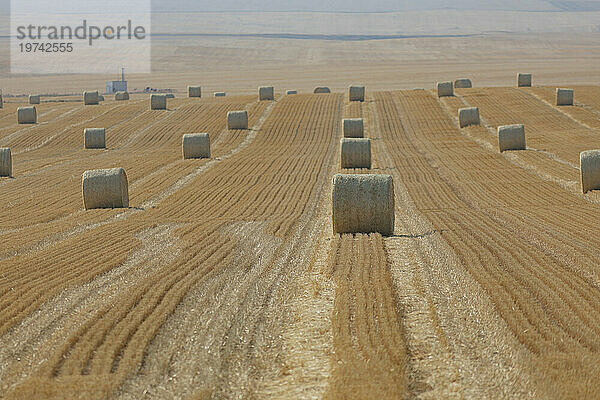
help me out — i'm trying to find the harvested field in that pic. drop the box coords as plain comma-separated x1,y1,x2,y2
2,84,600,399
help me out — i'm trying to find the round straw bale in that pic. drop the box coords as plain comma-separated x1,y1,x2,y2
332,174,395,236
165,93,175,99
151,94,167,110
115,91,130,101
188,86,202,98
343,118,364,138
84,91,99,105
340,138,371,169
498,124,526,152
182,133,210,159
349,85,365,102
0,95,3,109
84,128,106,149
286,90,297,95
458,107,480,128
17,106,37,124
580,150,600,193
557,88,573,106
98,95,105,101
214,92,226,97
454,79,472,88
259,86,274,101
29,95,40,105
517,73,532,87
314,87,331,94
0,148,12,177
437,82,454,97
228,110,248,130
82,167,129,209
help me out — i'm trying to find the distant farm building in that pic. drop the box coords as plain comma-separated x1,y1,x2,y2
106,68,128,94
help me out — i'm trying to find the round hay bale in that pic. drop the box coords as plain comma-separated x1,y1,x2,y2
17,106,37,124
340,138,371,169
349,85,365,102
228,110,248,130
498,124,526,152
286,90,297,95
458,107,480,128
84,128,106,149
84,91,99,105
98,95,105,101
557,88,573,106
517,73,532,87
0,95,3,109
437,82,454,97
580,150,600,193
151,94,167,110
454,79,472,88
214,92,226,97
314,87,331,94
182,133,210,159
29,95,40,105
82,167,129,209
165,93,175,99
0,148,12,177
259,86,274,101
115,91,130,101
343,118,364,138
332,174,395,236
188,86,202,98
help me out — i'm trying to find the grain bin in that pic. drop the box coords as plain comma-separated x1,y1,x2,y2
557,88,573,106
0,148,11,177
340,138,371,169
259,86,274,101
314,87,331,94
84,91,99,105
17,106,37,124
343,118,364,138
332,174,395,236
498,124,526,152
517,73,532,87
115,91,130,101
84,128,106,149
214,92,226,97
228,110,248,130
182,133,210,159
82,167,129,209
188,86,202,98
29,95,40,105
286,90,297,95
580,150,600,193
151,94,167,110
454,79,472,88
349,86,365,102
437,82,454,97
458,107,480,128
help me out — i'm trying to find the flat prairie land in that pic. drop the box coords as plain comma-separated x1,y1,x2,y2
2,8,600,399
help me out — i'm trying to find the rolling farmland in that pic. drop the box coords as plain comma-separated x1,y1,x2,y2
1,85,600,399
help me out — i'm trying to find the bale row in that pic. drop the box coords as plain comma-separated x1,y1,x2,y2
18,106,37,124
332,174,394,236
0,148,11,177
